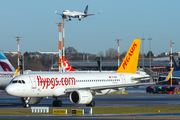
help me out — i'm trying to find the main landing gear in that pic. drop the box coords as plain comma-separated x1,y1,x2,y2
86,100,95,107
23,97,30,108
53,98,62,107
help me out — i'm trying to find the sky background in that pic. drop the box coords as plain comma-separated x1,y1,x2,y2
0,0,180,55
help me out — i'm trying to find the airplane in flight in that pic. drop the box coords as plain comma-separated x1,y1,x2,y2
5,39,172,108
55,5,102,21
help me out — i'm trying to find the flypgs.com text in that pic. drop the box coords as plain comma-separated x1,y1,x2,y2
37,76,76,89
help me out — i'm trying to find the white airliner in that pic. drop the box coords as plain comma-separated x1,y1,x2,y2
0,51,16,90
5,39,172,108
55,5,102,21
0,51,46,105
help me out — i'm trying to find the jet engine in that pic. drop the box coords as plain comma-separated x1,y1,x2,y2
20,97,43,104
70,90,92,104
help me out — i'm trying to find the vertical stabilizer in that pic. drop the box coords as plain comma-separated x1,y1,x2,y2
115,39,141,73
0,51,15,72
84,5,88,14
171,56,179,71
62,57,75,71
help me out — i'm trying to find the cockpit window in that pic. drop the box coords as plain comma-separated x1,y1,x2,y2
12,80,25,84
12,80,18,83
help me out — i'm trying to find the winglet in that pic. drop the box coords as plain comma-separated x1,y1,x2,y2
165,67,174,81
13,69,18,78
115,39,141,73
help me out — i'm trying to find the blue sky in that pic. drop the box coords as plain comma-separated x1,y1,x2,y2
0,0,180,55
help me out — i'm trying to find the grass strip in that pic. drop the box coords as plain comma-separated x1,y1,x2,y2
0,106,180,115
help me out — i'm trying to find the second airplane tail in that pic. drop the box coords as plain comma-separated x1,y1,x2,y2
171,56,179,71
0,51,15,72
116,39,141,73
62,57,75,71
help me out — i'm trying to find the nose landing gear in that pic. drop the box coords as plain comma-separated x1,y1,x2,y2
23,97,30,108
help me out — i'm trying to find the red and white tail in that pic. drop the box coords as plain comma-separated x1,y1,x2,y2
62,57,75,71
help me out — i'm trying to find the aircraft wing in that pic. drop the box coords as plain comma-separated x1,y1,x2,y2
65,82,156,93
81,10,102,17
65,68,174,93
55,10,63,16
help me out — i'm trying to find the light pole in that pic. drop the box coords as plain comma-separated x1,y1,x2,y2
15,37,22,75
141,34,145,69
148,34,152,69
170,41,174,87
115,39,122,68
58,23,62,73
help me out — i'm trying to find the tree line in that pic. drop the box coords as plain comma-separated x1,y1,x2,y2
4,46,156,71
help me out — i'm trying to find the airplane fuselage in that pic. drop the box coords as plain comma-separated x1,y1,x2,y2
6,72,142,97
63,10,86,18
0,72,14,90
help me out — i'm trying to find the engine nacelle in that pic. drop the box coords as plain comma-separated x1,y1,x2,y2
20,97,43,104
53,87,66,97
70,90,92,104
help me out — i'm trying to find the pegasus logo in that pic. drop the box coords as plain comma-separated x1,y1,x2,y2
37,76,76,89
122,42,137,70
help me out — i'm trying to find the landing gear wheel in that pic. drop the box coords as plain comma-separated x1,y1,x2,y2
23,97,30,108
53,100,58,107
57,100,62,107
53,100,62,107
86,100,95,107
23,103,29,108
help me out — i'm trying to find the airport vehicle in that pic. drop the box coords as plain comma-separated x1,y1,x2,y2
146,86,154,93
0,51,16,90
153,86,162,94
55,5,102,21
161,86,170,94
5,39,172,108
167,86,179,94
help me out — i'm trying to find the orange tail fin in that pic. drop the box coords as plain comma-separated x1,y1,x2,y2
115,39,141,73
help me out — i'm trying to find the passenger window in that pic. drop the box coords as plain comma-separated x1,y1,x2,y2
22,80,25,84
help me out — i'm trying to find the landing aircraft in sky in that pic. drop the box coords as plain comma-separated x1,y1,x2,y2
55,5,102,21
5,39,172,108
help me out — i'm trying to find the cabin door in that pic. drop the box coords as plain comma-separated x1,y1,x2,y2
120,74,126,84
29,76,37,89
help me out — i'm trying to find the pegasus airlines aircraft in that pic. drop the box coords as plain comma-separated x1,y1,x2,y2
55,5,102,21
5,39,167,108
0,51,16,90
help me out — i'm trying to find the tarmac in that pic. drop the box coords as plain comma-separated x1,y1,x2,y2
1,85,180,119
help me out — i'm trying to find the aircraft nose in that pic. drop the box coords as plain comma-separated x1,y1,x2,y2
5,85,14,95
